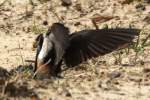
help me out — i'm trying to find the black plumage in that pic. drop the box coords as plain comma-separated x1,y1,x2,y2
34,23,140,76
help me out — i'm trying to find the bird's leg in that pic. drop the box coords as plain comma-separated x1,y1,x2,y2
50,60,63,77
55,60,63,74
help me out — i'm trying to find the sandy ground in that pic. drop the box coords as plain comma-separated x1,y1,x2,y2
0,0,150,100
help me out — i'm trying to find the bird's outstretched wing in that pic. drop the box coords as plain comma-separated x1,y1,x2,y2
64,28,140,67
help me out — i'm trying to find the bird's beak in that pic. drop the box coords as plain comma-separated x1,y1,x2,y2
34,58,52,78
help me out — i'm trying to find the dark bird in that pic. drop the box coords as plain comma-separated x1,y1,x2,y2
34,23,140,77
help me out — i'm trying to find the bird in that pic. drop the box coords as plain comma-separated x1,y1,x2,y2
33,23,140,77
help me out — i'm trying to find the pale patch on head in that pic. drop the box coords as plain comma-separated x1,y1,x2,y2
38,35,53,60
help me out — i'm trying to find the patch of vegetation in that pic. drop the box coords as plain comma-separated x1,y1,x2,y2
31,21,47,34
113,30,150,65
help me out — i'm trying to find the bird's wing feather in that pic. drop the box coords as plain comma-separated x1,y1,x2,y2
64,28,140,67
50,23,70,65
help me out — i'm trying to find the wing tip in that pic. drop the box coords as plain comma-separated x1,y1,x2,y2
129,28,141,35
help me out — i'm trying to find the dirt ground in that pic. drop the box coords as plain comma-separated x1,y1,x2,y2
0,0,150,100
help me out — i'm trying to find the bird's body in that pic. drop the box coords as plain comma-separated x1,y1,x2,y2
34,23,140,77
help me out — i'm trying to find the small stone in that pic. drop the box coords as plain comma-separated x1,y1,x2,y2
74,22,81,26
143,68,150,73
98,83,102,88
135,4,146,11
43,21,48,26
61,0,72,7
65,91,72,97
108,71,121,79
128,76,142,82
75,4,82,11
